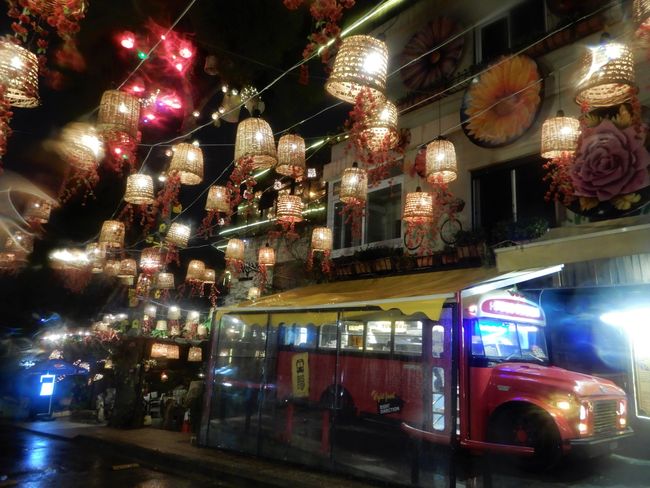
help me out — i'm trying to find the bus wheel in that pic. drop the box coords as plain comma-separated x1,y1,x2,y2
487,404,562,471
319,385,355,421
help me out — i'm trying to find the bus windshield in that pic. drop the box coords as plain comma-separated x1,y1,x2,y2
472,320,549,364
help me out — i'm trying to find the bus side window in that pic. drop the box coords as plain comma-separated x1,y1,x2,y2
319,324,338,349
432,324,444,358
394,320,422,355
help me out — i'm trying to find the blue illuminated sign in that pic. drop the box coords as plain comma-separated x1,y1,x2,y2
39,374,55,397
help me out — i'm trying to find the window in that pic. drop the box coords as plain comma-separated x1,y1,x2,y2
471,156,557,232
394,320,423,355
341,321,364,350
280,324,317,348
329,177,403,252
366,321,392,353
476,0,546,63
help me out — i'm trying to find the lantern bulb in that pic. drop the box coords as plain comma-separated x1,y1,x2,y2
137,51,148,60
175,63,183,72
179,47,193,59
221,85,228,93
192,110,200,118
120,35,135,49
10,56,22,69
211,112,219,120
363,52,383,74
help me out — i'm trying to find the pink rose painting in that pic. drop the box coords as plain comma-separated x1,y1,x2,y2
571,120,650,202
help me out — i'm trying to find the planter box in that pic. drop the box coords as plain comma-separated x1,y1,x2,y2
371,257,393,273
353,261,372,275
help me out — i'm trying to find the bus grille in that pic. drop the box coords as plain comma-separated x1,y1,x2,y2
592,400,618,435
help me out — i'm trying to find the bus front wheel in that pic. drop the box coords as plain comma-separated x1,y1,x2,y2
487,404,563,471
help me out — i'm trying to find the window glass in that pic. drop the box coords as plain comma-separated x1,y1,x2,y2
333,201,358,250
480,17,509,62
280,324,317,348
319,323,338,349
365,321,392,352
341,321,364,350
432,366,445,431
394,320,422,355
432,324,445,358
510,0,545,48
366,184,402,244
474,320,549,362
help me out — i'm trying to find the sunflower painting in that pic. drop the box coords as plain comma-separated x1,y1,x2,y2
461,55,543,147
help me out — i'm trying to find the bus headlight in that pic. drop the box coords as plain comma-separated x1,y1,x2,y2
617,399,627,428
578,401,591,436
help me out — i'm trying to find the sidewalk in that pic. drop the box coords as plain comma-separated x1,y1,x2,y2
15,418,390,488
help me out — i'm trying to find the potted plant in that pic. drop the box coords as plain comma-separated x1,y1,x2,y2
454,228,486,260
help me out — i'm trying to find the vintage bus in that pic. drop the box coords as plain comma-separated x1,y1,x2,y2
200,266,632,484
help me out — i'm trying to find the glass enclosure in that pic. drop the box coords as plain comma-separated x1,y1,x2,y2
203,306,454,486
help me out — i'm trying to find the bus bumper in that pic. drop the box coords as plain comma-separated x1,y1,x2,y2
568,428,634,458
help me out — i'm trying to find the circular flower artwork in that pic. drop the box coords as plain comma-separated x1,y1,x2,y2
400,17,464,91
461,55,543,147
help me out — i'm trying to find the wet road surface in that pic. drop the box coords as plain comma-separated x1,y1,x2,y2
0,426,235,487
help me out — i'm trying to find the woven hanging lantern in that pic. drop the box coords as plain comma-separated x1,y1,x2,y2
0,251,27,269
140,247,163,273
258,244,275,267
325,35,388,103
634,0,650,37
575,34,635,108
225,238,245,263
311,227,333,252
60,122,104,171
276,194,304,223
85,242,106,273
186,310,200,324
154,272,175,289
540,110,580,159
145,304,157,317
5,232,34,254
205,185,230,213
425,137,457,184
104,259,120,277
117,258,137,278
168,305,181,320
188,346,203,362
154,320,168,332
361,97,399,152
169,143,204,185
0,39,39,107
202,268,216,284
99,220,125,249
276,134,306,178
234,117,277,170
124,174,155,205
97,90,140,140
247,286,260,301
186,259,206,282
340,163,368,204
165,222,191,248
24,199,53,224
403,187,434,223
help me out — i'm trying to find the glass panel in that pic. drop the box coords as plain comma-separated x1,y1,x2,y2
365,321,392,353
341,321,364,351
366,184,402,244
394,320,423,355
432,324,445,358
333,201,358,250
432,367,445,431
480,17,509,62
206,313,268,454
258,312,338,470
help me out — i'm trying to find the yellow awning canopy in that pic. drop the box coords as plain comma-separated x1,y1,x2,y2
220,267,505,322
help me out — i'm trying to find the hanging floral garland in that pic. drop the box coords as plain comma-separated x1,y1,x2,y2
58,164,99,205
0,84,13,171
282,0,355,84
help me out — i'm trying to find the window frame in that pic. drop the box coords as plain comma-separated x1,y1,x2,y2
327,174,404,257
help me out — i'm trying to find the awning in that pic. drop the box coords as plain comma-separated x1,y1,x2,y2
495,216,650,273
219,265,563,321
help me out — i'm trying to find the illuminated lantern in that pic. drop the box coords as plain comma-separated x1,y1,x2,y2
225,239,245,264
124,174,155,205
276,134,306,178
145,305,157,317
154,272,175,289
540,111,580,159
165,222,191,248
104,260,120,277
85,242,106,273
0,251,27,270
258,244,275,267
403,187,434,223
202,268,216,284
97,90,140,140
154,320,168,333
205,185,230,213
340,163,368,204
99,220,125,249
311,227,333,252
234,117,277,170
59,122,104,171
167,305,181,320
169,143,204,185
24,199,53,225
186,259,206,282
425,137,457,184
634,0,650,38
575,34,635,108
247,286,260,301
188,346,202,362
325,35,388,103
117,258,137,278
140,247,163,273
0,39,39,107
360,97,399,151
5,232,34,254
276,194,303,223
